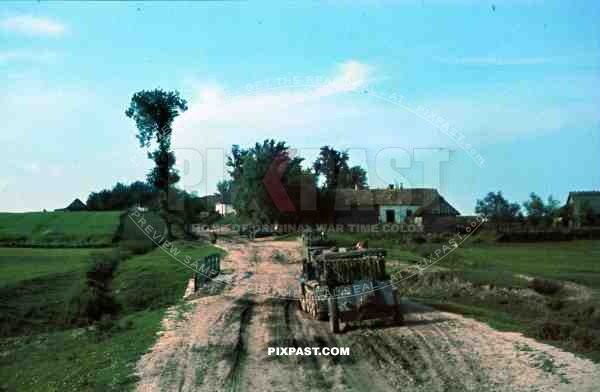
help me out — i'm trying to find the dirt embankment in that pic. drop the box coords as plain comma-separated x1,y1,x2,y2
135,238,600,392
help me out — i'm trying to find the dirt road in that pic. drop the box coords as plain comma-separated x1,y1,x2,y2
135,238,600,392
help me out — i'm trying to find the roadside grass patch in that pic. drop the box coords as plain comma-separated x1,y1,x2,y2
0,309,164,392
113,242,225,312
392,240,600,362
0,241,225,391
0,248,115,337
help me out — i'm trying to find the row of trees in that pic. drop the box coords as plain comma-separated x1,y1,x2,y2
475,191,572,227
121,89,593,236
87,181,158,211
119,88,372,234
121,89,371,234
218,143,369,224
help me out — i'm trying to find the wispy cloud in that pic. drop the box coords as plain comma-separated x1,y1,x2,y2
1,15,66,36
176,60,373,133
0,49,59,65
432,54,600,66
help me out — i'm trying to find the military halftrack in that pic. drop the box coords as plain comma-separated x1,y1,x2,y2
299,231,403,333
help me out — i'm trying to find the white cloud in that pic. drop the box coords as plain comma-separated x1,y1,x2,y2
175,60,373,134
1,15,66,36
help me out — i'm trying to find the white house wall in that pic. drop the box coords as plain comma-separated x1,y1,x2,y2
377,205,421,223
215,203,236,215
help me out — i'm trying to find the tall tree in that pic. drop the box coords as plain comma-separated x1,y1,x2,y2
313,146,350,190
126,89,188,239
475,191,521,229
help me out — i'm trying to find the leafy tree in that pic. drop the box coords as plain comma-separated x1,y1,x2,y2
216,179,233,204
86,181,158,211
475,191,521,229
523,193,545,226
346,165,368,190
313,146,350,190
174,191,219,238
545,195,561,225
126,89,188,239
227,139,305,223
523,193,561,226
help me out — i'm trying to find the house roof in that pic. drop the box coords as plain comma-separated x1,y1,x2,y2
55,198,87,212
335,188,459,215
336,188,437,205
567,191,600,212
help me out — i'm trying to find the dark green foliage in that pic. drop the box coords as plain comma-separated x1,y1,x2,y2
523,193,560,227
475,191,522,226
70,251,122,324
528,278,563,295
227,139,313,223
312,146,368,191
217,179,233,204
126,89,188,239
87,181,158,211
347,165,368,190
313,146,350,190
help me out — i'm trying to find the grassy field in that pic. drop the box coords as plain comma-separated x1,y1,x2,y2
329,231,600,361
0,242,224,392
0,211,123,247
0,248,108,337
329,232,600,290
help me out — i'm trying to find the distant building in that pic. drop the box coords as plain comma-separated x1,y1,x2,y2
566,191,600,226
54,198,88,212
333,187,460,232
215,201,236,215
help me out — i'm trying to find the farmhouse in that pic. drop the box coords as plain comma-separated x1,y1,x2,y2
566,191,600,226
54,198,88,212
333,186,460,232
214,192,236,215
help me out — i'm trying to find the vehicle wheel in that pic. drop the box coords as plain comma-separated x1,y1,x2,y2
393,308,404,325
328,297,340,333
299,295,307,312
392,290,404,325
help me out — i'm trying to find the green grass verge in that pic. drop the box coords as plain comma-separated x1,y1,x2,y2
328,231,600,361
0,241,225,391
114,242,226,312
0,309,164,392
0,248,112,337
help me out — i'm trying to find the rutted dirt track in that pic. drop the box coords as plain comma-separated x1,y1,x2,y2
135,238,600,392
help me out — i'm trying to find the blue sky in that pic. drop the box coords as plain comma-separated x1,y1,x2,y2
1,1,599,213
